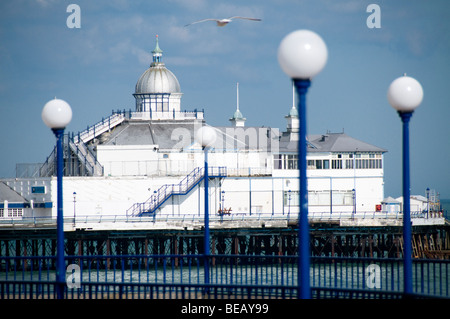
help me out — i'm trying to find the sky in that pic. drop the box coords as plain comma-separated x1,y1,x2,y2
0,0,449,199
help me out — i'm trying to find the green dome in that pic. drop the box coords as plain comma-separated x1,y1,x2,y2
288,106,298,117
233,109,244,120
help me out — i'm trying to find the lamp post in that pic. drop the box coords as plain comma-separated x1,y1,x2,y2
73,191,77,227
288,189,292,218
221,190,225,223
196,126,217,293
153,190,157,222
387,74,423,296
278,30,328,299
42,98,73,299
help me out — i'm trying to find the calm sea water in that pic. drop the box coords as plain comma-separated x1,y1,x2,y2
1,259,448,297
1,203,449,297
441,199,450,216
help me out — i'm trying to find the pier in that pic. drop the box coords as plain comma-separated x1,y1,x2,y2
0,214,449,299
1,214,448,260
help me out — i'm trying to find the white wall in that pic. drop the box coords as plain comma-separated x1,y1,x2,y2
97,145,159,176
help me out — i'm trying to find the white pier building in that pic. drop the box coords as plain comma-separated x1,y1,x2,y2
1,37,392,226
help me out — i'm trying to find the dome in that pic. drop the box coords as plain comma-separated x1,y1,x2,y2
135,35,181,94
232,109,244,120
288,106,298,117
135,65,181,94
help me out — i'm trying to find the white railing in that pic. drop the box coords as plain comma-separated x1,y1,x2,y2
130,110,204,121
73,112,125,144
1,211,446,228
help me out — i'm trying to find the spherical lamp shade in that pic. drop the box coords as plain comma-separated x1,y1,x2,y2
387,76,423,112
42,98,73,129
278,29,328,79
196,126,217,148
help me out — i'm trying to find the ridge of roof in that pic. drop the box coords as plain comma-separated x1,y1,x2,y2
307,132,387,153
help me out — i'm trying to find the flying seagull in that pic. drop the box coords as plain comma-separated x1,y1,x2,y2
185,16,261,27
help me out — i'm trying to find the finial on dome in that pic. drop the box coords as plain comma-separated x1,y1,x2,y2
152,34,163,64
285,82,299,136
230,82,246,127
289,82,298,117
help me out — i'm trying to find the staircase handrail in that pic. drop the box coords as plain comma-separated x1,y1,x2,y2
68,137,103,176
73,111,125,145
38,133,104,177
39,146,56,177
126,166,227,217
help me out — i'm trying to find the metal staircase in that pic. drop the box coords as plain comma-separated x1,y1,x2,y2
68,138,103,176
39,112,126,177
39,134,104,177
127,166,227,217
73,111,125,144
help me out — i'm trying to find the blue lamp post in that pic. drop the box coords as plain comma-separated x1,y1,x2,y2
388,74,423,296
42,98,73,299
278,30,328,299
221,190,225,222
196,126,217,293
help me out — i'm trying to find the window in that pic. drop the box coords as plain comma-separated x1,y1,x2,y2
355,156,382,169
346,159,354,169
284,190,299,206
308,191,330,206
274,155,282,169
332,159,342,169
316,160,322,169
273,154,298,170
287,155,298,169
277,154,382,170
8,209,22,218
0,208,23,218
308,159,330,170
308,190,354,206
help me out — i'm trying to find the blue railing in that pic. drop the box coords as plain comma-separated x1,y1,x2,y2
0,255,448,299
127,167,227,217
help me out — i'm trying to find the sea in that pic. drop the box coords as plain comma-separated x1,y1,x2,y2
441,199,450,217
1,200,449,298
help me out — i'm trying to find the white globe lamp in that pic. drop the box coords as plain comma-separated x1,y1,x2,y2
278,29,328,79
388,75,423,113
42,98,73,129
196,126,217,148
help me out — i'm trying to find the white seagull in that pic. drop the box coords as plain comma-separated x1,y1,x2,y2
185,16,261,27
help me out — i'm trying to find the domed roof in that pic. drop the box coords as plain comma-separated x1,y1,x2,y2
135,36,181,94
135,65,181,94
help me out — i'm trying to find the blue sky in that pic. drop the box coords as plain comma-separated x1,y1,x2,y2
1,0,449,199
